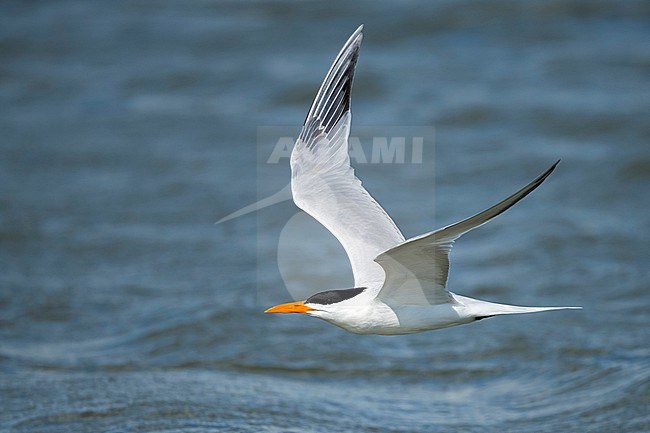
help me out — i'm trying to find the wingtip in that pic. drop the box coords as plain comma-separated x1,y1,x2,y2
539,159,561,181
302,25,364,133
351,25,364,44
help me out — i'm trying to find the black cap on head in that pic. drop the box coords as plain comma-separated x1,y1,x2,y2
306,287,366,305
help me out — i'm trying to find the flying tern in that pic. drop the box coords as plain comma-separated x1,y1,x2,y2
265,26,581,334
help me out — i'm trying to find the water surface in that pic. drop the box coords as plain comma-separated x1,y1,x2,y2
1,1,649,432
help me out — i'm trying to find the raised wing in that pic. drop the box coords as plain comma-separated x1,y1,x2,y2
375,161,560,305
291,25,405,288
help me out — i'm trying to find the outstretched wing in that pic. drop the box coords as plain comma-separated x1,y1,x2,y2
375,161,560,305
291,25,405,288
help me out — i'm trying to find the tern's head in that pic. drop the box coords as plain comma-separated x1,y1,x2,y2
265,287,367,321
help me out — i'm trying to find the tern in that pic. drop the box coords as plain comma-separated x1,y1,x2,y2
265,26,580,334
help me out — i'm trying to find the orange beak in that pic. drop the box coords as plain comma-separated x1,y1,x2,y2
265,300,315,314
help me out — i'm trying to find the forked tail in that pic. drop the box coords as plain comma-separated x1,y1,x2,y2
454,294,582,319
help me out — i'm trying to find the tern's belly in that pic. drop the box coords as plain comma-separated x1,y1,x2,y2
331,304,472,335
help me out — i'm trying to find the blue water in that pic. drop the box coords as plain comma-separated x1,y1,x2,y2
1,1,649,432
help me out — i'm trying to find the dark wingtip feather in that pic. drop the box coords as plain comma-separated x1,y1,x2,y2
300,27,363,142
